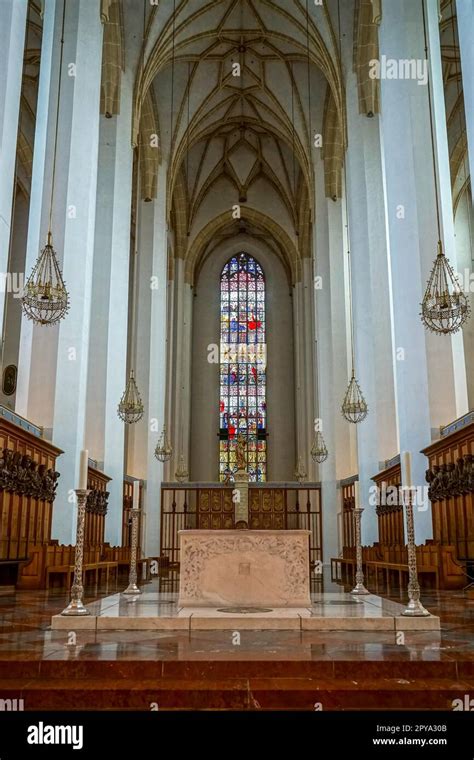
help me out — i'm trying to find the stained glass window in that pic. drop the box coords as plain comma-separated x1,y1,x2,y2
219,252,266,482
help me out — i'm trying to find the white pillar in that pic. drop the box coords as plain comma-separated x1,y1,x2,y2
301,256,317,481
456,0,474,194
169,257,193,478
128,163,168,557
379,0,466,540
85,77,134,546
314,152,354,561
342,10,398,545
17,0,103,544
0,0,27,340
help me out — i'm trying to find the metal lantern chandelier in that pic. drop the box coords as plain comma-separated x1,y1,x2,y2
311,430,328,464
175,454,189,482
421,241,469,333
22,232,69,325
22,2,69,326
117,370,144,424
420,0,470,335
342,369,368,424
155,425,172,463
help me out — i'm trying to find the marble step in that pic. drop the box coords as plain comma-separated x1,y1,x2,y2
1,658,473,680
0,675,472,711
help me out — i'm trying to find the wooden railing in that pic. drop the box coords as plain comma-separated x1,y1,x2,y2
160,482,322,571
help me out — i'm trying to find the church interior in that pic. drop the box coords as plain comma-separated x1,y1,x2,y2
0,0,474,719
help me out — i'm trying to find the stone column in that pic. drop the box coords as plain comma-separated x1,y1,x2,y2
127,163,168,557
85,76,134,546
168,257,193,479
0,0,27,342
313,152,354,562
379,0,467,540
341,9,398,545
455,0,474,411
16,0,103,544
456,0,474,193
292,275,309,478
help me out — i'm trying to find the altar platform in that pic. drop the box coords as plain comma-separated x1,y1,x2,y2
3,582,470,710
51,590,440,632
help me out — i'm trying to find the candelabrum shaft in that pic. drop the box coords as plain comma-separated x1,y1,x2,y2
351,507,369,595
123,510,141,595
402,490,429,616
61,489,90,616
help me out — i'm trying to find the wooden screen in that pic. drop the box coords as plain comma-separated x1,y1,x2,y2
422,419,474,561
372,462,404,546
85,465,111,546
0,417,62,561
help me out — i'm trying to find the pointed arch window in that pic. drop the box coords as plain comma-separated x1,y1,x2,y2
219,252,267,482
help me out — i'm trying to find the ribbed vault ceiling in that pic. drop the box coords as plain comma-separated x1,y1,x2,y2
134,0,344,282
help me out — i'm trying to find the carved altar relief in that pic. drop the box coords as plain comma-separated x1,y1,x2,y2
178,529,311,607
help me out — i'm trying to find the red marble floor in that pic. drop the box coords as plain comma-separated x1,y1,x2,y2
0,575,473,710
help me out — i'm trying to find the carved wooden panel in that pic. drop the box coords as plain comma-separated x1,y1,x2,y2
122,478,143,551
372,462,404,546
422,421,474,560
84,465,111,547
341,481,355,551
0,417,62,561
197,488,234,530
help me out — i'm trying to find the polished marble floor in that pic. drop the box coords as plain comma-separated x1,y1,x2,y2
0,574,473,709
0,573,471,661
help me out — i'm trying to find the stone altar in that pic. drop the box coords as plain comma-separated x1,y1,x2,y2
178,529,311,607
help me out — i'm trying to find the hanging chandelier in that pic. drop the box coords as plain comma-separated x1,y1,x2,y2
420,0,470,335
342,370,368,424
421,241,469,333
294,457,307,483
22,2,69,326
22,232,69,325
175,454,189,483
117,370,144,424
311,430,328,463
155,424,172,462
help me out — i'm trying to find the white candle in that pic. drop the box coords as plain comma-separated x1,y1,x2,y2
133,480,140,510
354,480,360,508
79,449,88,491
402,451,412,488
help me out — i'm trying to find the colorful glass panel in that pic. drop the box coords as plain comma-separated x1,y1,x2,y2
219,253,266,482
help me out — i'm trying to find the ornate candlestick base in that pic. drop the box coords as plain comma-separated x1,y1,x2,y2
61,597,91,616
61,489,91,617
402,599,430,617
123,508,142,596
351,507,370,595
123,582,141,595
351,579,370,595
402,579,430,617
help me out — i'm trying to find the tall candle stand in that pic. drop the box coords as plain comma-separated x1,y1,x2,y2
402,488,430,616
351,506,370,595
61,489,91,616
123,507,141,595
